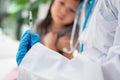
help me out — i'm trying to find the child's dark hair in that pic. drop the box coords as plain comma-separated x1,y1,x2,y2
35,0,83,38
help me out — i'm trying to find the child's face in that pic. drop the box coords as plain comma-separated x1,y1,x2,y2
51,0,80,26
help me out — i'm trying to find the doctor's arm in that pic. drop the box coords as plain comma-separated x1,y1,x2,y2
105,2,120,61
16,30,40,66
101,11,120,80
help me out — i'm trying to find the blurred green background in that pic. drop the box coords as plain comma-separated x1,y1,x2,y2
0,0,50,40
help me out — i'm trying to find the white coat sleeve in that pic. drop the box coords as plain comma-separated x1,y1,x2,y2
101,1,120,80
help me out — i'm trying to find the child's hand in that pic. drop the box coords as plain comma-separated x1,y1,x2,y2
56,36,74,59
43,32,58,51
57,36,71,52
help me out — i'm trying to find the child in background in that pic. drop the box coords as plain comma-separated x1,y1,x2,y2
16,0,82,66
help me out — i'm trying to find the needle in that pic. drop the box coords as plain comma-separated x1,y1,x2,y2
29,11,33,34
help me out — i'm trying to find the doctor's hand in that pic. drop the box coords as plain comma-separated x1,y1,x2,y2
16,30,40,66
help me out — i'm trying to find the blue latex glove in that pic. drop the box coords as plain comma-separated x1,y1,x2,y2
16,30,40,66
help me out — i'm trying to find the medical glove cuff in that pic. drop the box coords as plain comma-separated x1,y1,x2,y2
31,33,40,47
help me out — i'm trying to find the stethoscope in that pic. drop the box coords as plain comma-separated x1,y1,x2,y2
63,0,95,54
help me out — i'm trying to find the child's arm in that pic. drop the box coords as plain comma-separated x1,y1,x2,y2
42,32,58,51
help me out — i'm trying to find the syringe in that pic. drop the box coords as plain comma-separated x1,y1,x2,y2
29,11,33,34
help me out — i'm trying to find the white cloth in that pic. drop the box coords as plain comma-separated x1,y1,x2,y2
18,43,103,80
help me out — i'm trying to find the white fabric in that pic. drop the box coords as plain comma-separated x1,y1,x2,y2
18,43,103,80
81,0,120,80
18,43,69,80
18,0,120,80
